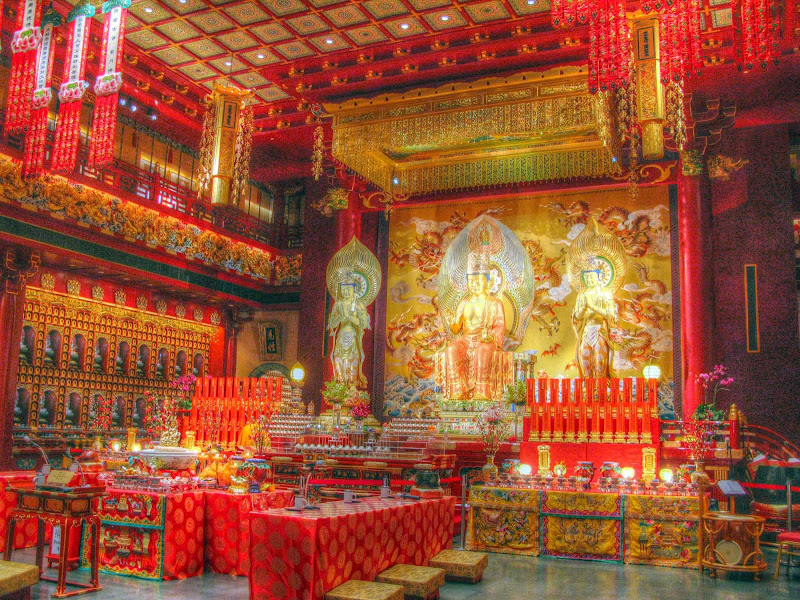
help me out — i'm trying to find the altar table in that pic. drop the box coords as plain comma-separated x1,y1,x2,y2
249,496,455,600
82,488,205,580
0,472,41,554
467,486,699,568
204,489,295,576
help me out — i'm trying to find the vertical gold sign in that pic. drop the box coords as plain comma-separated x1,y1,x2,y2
631,14,665,160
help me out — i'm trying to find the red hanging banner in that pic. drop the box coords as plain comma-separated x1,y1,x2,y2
22,7,60,178
87,0,131,168
5,0,43,134
50,1,94,173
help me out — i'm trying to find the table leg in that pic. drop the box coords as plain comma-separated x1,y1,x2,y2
55,522,71,598
3,517,15,561
90,519,101,590
35,518,45,572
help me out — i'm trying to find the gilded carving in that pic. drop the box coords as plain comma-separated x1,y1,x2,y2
327,68,619,195
707,155,748,180
41,274,55,291
0,157,282,284
175,303,186,319
66,280,81,296
680,150,705,177
91,285,104,301
193,308,203,322
155,300,167,315
136,295,148,310
114,290,126,306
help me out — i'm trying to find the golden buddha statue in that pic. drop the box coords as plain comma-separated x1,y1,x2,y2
436,215,535,401
326,236,382,389
442,253,508,400
567,218,627,378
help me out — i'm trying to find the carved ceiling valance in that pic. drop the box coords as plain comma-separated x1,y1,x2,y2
326,67,620,196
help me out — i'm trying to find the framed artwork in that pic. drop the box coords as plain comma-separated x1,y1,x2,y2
258,321,283,361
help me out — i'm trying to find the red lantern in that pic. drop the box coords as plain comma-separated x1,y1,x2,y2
732,0,781,72
21,7,60,178
5,0,43,134
87,0,131,169
50,1,95,173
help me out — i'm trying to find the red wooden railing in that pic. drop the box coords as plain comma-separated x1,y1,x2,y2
525,377,659,444
1,127,291,249
189,377,283,448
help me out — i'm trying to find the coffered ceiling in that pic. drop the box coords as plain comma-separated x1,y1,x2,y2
1,0,792,184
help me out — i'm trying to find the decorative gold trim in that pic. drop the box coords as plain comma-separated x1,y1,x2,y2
25,288,217,334
327,67,621,195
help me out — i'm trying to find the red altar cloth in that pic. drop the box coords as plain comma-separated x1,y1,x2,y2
0,472,41,553
249,497,455,600
204,489,295,576
91,488,205,580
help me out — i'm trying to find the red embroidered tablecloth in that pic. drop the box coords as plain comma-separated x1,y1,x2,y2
0,472,40,553
204,489,295,576
88,488,205,580
249,497,455,600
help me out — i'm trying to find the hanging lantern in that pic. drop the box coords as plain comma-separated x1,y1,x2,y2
732,0,781,72
5,0,43,134
642,0,702,84
551,0,591,28
50,1,95,173
196,83,254,207
87,0,131,169
21,6,60,179
587,0,631,93
552,0,631,94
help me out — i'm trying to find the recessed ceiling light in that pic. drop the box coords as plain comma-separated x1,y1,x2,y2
178,0,188,3
143,6,154,13
399,22,410,30
526,0,537,4
439,14,450,21
256,53,265,59
224,60,232,66
324,38,335,44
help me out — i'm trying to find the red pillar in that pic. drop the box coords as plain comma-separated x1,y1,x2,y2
0,249,40,470
334,191,362,249
678,151,714,420
224,325,238,377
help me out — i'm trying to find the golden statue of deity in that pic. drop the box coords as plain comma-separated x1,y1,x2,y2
328,280,370,387
436,215,535,401
567,218,626,378
326,237,382,389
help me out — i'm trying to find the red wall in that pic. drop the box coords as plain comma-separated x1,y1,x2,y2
711,124,800,444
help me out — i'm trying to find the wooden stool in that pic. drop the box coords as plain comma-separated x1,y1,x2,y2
376,564,445,600
325,580,404,600
429,549,488,583
0,560,39,600
775,531,800,578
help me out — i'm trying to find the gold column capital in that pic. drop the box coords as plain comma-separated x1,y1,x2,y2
680,150,705,177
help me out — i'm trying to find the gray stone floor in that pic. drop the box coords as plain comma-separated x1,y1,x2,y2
10,545,800,599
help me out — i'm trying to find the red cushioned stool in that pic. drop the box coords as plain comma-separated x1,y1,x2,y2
774,531,800,578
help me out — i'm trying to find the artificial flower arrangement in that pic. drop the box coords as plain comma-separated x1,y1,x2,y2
693,365,734,421
321,380,350,408
170,373,198,410
503,380,528,407
350,401,371,420
474,403,511,456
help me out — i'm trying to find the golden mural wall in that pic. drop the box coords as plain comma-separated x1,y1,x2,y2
384,186,674,417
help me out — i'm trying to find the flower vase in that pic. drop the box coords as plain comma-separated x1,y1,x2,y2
482,453,498,477
690,460,711,487
333,405,341,430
